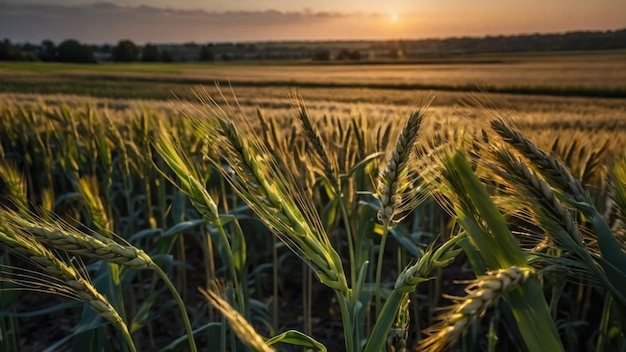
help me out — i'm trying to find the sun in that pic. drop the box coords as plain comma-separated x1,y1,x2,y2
390,13,399,23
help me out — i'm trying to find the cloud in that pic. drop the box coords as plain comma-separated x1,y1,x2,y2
0,2,375,43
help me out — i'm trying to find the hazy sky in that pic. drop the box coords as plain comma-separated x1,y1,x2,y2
2,1,625,43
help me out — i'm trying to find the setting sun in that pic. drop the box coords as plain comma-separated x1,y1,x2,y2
390,13,399,23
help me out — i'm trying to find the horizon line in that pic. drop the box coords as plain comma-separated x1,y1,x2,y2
6,26,625,46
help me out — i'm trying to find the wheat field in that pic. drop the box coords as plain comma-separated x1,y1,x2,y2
0,72,625,352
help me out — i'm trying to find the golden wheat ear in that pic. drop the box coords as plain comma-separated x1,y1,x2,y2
376,102,430,225
417,266,531,352
200,285,275,352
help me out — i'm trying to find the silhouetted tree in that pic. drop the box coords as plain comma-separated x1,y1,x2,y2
160,49,177,63
199,44,215,62
100,44,113,53
0,39,27,61
337,49,361,60
388,48,403,59
349,50,361,60
39,40,56,61
141,43,160,62
336,49,351,60
56,39,96,63
112,39,139,62
312,49,331,61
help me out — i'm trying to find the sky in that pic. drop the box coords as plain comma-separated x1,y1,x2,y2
1,0,626,44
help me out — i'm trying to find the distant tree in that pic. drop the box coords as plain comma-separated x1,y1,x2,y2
388,48,403,59
336,49,351,60
0,39,32,61
20,42,38,53
141,43,161,62
100,44,113,53
337,49,361,61
112,39,139,62
312,49,331,61
57,39,96,63
160,49,177,63
348,50,361,60
39,39,56,61
199,44,215,62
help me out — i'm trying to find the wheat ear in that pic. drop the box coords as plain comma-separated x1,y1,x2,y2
0,162,28,214
192,100,348,293
490,148,626,302
609,155,626,235
0,225,135,351
417,266,531,352
386,295,410,352
374,104,429,316
2,209,200,351
376,106,427,224
490,119,588,202
490,148,584,248
363,235,463,352
200,288,275,352
292,93,338,186
3,211,153,270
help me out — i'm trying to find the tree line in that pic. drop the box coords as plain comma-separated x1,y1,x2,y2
1,28,625,63
0,38,216,63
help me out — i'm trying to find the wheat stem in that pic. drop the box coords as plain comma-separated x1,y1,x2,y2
375,107,426,316
153,265,198,352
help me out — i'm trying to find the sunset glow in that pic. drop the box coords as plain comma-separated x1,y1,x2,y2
1,1,625,43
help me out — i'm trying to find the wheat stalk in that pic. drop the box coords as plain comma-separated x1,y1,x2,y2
374,102,431,317
363,235,463,352
0,208,200,351
0,224,135,351
188,91,349,294
417,266,531,352
488,147,626,304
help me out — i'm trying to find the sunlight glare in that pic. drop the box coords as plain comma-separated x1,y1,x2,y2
390,13,399,23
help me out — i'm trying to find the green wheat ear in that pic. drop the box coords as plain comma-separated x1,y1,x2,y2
0,223,136,352
0,162,29,214
0,208,198,351
186,89,349,294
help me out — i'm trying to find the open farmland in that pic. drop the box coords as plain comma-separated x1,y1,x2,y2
1,51,626,100
0,51,625,352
